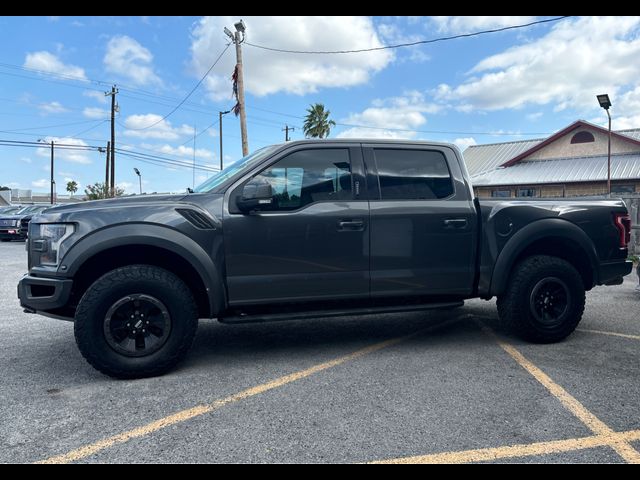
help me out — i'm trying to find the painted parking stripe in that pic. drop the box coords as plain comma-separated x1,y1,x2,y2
372,429,640,464
480,324,640,464
37,320,454,464
578,328,640,341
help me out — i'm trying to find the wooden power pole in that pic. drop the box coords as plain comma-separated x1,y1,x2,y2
105,85,118,197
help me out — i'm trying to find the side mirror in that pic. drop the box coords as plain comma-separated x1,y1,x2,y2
236,178,273,213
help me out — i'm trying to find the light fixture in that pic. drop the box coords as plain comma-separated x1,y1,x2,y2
234,20,246,33
597,94,611,110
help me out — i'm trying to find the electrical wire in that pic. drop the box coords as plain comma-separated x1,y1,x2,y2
245,17,571,54
124,44,231,131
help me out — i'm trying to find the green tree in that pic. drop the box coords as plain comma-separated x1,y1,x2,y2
84,182,124,200
303,103,336,139
66,180,78,197
0,185,11,191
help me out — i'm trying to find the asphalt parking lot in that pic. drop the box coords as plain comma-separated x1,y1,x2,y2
1,240,639,464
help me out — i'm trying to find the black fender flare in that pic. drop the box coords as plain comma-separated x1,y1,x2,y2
489,218,599,296
60,224,225,317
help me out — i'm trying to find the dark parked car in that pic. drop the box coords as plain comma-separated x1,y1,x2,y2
0,205,50,241
0,206,22,215
18,140,633,378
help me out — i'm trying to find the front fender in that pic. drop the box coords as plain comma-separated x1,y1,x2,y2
59,224,224,316
489,218,599,296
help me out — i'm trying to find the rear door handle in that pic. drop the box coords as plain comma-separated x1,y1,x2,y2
338,219,365,231
443,218,468,229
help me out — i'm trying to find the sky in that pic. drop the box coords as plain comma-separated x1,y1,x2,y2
1,15,640,195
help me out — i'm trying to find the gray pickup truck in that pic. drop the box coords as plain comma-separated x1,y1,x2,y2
18,140,633,378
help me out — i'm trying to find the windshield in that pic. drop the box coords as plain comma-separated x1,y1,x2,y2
16,205,47,215
193,145,279,193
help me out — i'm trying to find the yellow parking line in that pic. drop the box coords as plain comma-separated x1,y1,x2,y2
37,328,429,464
578,328,640,341
480,324,640,464
372,430,640,464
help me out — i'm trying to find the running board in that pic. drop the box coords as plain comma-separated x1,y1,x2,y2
218,301,464,324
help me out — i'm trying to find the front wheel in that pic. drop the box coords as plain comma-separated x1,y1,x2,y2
497,255,585,343
74,265,198,379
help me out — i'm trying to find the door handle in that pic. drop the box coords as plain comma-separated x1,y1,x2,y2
443,218,468,229
338,219,365,231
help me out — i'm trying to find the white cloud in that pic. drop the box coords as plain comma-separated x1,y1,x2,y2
608,85,640,129
141,143,214,160
36,137,92,164
430,16,538,34
24,51,88,82
38,101,68,115
83,91,108,104
338,92,439,139
32,179,49,188
118,181,135,194
526,112,543,121
436,17,640,113
83,107,109,119
20,157,32,164
377,21,430,64
122,114,192,140
190,16,392,99
453,137,477,151
6,182,20,188
104,35,161,86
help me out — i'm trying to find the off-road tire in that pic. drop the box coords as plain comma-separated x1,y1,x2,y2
497,255,585,343
74,265,198,379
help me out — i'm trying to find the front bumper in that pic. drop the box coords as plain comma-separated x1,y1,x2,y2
598,260,633,286
18,275,73,311
0,228,25,240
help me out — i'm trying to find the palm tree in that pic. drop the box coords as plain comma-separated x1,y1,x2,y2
66,180,78,197
303,103,336,139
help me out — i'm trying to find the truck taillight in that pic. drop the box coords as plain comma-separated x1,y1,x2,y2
613,213,631,248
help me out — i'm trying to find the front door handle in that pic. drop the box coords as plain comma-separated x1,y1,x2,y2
338,219,365,231
443,218,468,229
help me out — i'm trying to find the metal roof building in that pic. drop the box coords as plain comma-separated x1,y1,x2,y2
464,120,640,198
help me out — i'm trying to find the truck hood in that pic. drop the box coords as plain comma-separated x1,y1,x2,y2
43,194,191,214
33,193,225,226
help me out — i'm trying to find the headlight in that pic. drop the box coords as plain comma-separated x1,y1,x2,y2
38,224,75,266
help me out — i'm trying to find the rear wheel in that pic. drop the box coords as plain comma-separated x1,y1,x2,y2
497,255,585,343
74,265,198,379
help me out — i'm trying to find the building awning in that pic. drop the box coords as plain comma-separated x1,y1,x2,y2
471,154,640,187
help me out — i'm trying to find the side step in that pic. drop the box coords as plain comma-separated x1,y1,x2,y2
219,301,464,324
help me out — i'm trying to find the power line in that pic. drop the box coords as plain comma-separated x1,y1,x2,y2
2,119,103,133
245,17,571,54
125,44,231,131
68,120,109,139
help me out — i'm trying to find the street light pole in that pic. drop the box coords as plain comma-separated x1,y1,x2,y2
134,168,142,194
50,141,54,204
597,94,612,197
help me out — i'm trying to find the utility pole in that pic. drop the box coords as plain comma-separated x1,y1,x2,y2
219,109,231,171
282,125,295,142
50,141,54,204
105,85,118,197
192,125,196,189
225,20,249,156
104,141,111,192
